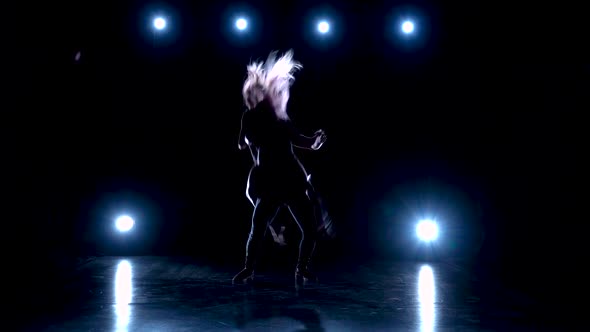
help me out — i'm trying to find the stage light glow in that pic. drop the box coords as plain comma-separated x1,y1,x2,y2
153,17,166,30
235,17,248,31
116,215,135,232
402,20,415,34
416,219,438,242
317,20,330,34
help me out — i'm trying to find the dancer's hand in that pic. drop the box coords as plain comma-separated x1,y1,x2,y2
269,225,287,246
311,130,327,150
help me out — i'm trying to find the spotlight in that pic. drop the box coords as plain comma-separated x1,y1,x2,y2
116,215,135,232
153,17,166,30
317,20,330,34
401,20,415,34
235,17,248,31
416,219,438,242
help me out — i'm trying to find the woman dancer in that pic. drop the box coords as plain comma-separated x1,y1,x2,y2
233,50,327,284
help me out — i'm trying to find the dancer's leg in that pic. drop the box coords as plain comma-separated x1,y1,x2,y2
306,177,335,238
287,196,319,283
233,199,281,283
245,199,281,265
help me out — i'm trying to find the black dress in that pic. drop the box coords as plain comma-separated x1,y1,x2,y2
241,98,310,203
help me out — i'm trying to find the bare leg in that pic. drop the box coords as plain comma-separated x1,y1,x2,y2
233,199,280,284
287,196,319,284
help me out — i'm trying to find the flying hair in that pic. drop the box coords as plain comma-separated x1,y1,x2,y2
242,50,302,120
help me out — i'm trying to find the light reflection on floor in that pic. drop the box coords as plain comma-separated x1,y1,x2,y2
418,264,435,332
114,260,132,332
25,257,550,331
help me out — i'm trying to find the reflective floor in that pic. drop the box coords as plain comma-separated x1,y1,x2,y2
18,256,570,331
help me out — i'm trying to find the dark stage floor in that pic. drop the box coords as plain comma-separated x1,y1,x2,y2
17,256,573,331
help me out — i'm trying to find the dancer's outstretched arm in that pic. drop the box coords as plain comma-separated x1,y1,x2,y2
292,129,327,150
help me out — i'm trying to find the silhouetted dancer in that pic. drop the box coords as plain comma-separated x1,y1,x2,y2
233,50,327,285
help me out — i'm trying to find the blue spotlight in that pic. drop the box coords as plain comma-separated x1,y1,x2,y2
416,219,439,242
235,17,248,31
115,215,135,232
153,17,166,31
401,20,415,34
317,20,330,34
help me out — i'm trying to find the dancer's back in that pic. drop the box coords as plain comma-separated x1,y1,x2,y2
242,98,309,202
244,98,301,169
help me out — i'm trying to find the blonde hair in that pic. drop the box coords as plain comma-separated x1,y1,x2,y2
242,50,302,120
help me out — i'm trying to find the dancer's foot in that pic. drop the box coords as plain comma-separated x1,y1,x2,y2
295,266,318,285
232,268,254,284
